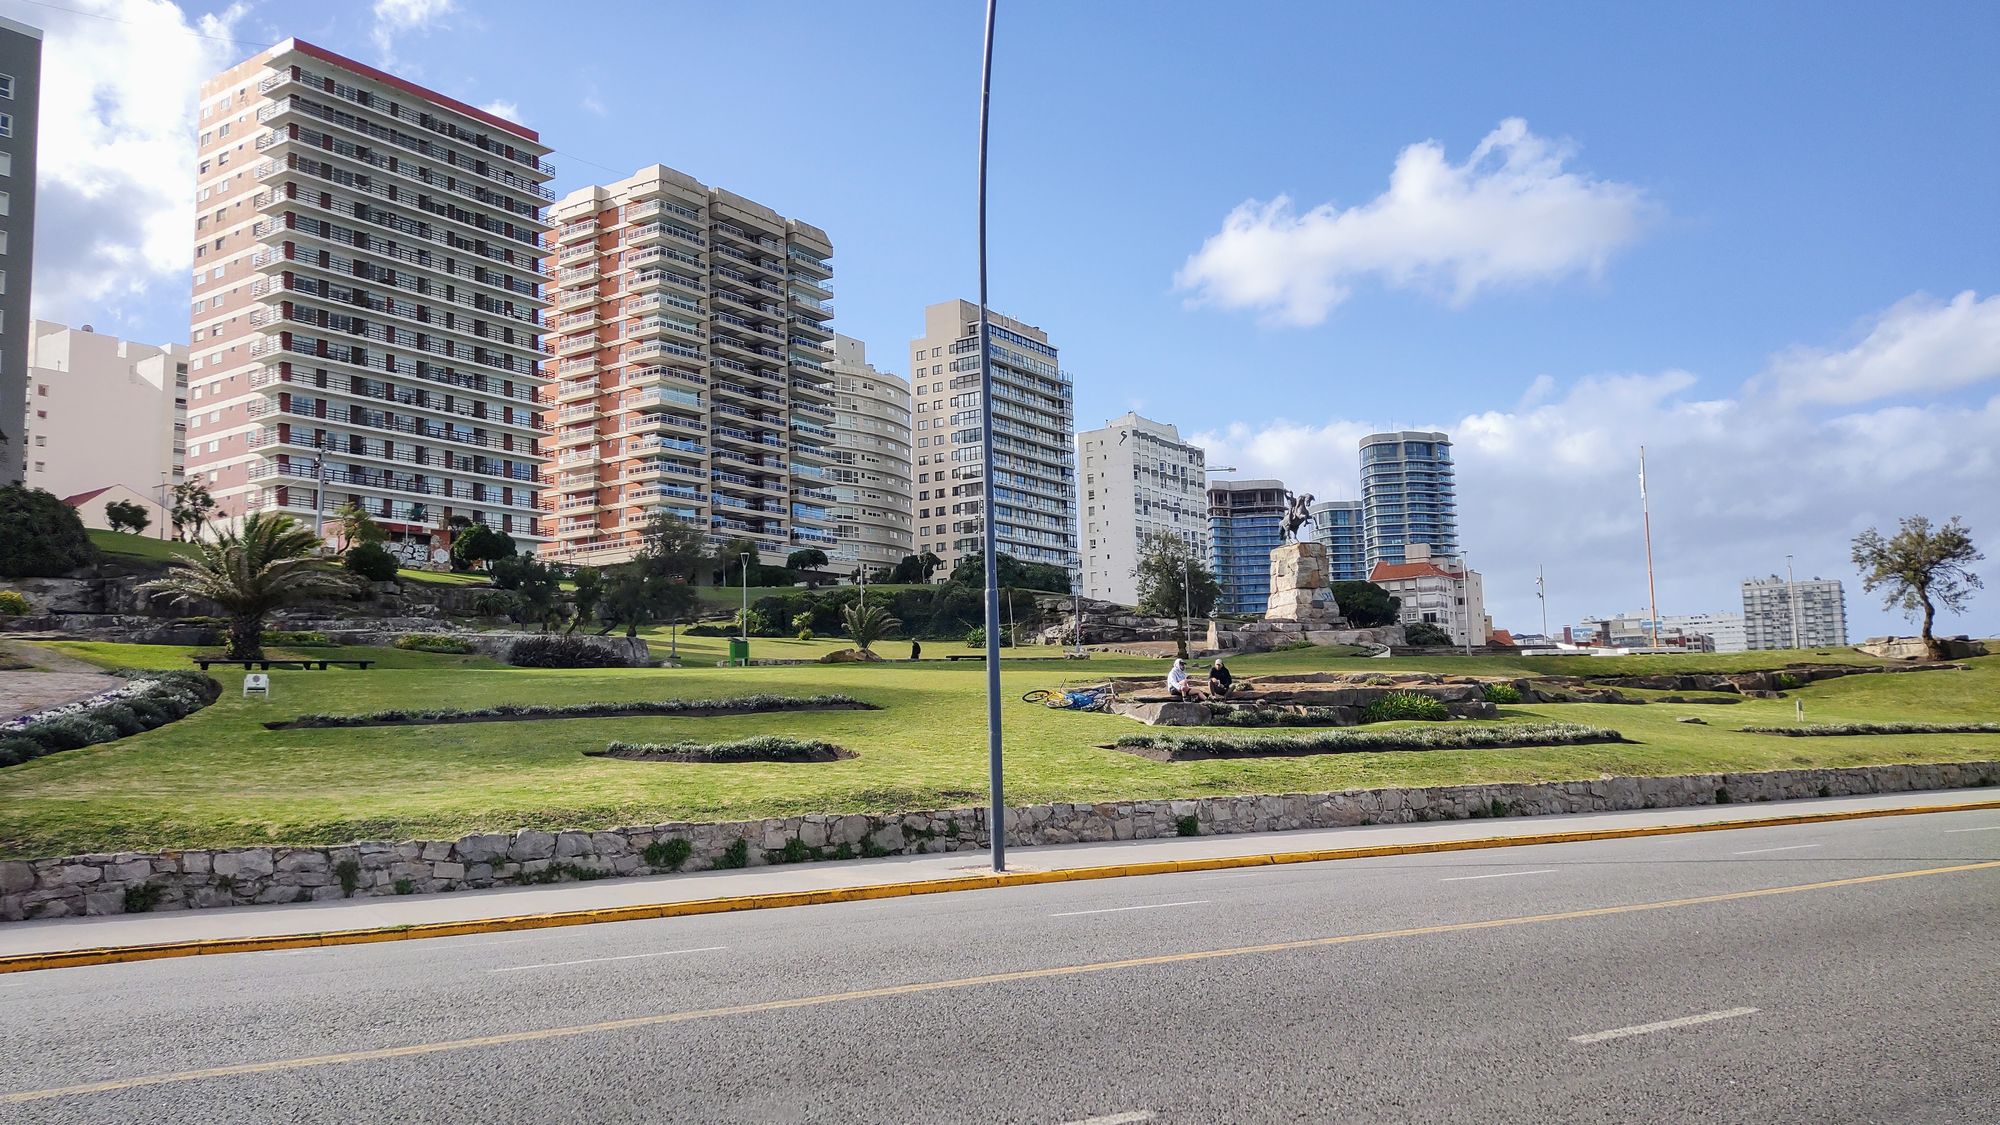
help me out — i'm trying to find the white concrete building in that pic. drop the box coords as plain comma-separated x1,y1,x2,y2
1664,611,1747,653
1741,575,1848,650
1077,413,1206,606
908,300,1075,575
829,334,912,576
1369,543,1488,646
21,321,187,507
189,40,551,544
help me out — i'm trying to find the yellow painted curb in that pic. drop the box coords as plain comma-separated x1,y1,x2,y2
4,797,1997,975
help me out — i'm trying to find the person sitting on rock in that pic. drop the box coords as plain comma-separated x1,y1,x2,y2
1208,657,1234,699
1167,657,1191,700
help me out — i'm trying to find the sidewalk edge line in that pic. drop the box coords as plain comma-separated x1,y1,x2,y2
4,797,1996,974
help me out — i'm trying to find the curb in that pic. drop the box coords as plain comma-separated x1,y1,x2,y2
5,797,1996,975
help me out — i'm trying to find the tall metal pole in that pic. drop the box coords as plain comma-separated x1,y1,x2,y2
311,431,329,542
1182,555,1190,658
1536,563,1547,639
741,553,750,665
1071,571,1082,657
1639,446,1660,648
1461,551,1473,655
1786,554,1801,650
975,0,1005,872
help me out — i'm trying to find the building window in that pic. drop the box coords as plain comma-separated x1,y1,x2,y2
0,75,11,99
0,113,10,138
0,190,8,216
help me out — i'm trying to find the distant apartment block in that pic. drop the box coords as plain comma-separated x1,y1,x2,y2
22,322,188,510
536,165,838,565
1571,612,1716,652
1360,430,1457,569
908,300,1075,574
1309,498,1365,584
1664,611,1747,653
1370,544,1487,646
1741,575,1847,650
1208,479,1287,615
1078,413,1206,605
0,16,40,485
187,40,551,543
829,334,912,575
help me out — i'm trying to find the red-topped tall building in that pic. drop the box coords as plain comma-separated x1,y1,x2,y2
184,39,551,554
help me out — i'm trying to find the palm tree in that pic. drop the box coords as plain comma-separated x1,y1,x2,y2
841,601,901,654
144,512,355,659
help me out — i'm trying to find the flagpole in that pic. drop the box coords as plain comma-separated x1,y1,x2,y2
1640,446,1660,649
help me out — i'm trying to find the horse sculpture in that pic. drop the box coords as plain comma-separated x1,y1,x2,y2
1281,491,1316,544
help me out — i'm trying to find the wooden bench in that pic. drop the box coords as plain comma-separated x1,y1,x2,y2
189,657,376,672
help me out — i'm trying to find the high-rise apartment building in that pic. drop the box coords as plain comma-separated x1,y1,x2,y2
0,16,40,485
536,165,838,565
908,300,1075,574
187,40,551,543
1309,498,1365,584
1360,430,1458,569
1078,413,1206,605
829,334,912,575
1208,478,1287,615
22,322,187,505
1741,575,1847,650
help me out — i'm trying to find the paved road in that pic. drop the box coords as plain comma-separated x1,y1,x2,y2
3,808,1997,1123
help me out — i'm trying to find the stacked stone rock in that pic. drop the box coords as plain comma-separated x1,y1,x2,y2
5,760,1993,921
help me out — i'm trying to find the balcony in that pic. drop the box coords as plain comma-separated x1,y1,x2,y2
557,402,599,424
620,364,707,391
555,333,600,356
555,287,597,311
711,380,784,407
558,221,597,244
555,356,599,378
627,269,706,299
623,387,704,413
790,377,836,403
625,197,702,225
554,426,598,448
554,378,599,402
785,246,833,277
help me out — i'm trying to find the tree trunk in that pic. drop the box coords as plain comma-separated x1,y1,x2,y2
1175,613,1189,660
228,614,264,661
1921,594,1941,660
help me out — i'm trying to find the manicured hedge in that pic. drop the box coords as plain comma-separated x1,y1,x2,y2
0,671,221,767
1113,722,1622,759
1359,691,1452,723
591,736,852,764
393,633,474,654
1739,721,2000,737
263,630,334,648
271,693,871,730
507,635,629,668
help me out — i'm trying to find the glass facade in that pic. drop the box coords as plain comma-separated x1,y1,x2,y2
1208,480,1287,615
1360,431,1457,569
1310,499,1365,583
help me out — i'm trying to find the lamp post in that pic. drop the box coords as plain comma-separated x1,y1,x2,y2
1194,466,1236,654
310,431,329,543
740,551,751,666
974,0,1005,872
1785,554,1801,651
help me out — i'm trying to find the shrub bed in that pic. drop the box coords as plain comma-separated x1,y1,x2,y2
1739,721,2000,737
0,671,221,767
262,630,334,648
1359,691,1452,723
507,635,630,668
1210,705,1354,728
1110,722,1624,762
266,693,875,730
589,736,854,764
393,633,474,654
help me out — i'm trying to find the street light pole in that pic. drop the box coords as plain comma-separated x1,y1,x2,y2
311,431,329,543
741,552,750,665
975,0,1005,872
1536,563,1547,640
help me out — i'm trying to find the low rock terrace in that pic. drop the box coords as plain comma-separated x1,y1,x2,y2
1102,671,1506,726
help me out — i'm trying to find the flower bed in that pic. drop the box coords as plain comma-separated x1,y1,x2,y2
1109,722,1624,763
588,736,854,764
0,671,221,767
1738,721,2000,737
265,693,876,730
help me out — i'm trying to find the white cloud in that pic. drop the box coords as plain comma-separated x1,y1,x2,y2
1175,118,1656,325
23,0,249,327
1191,296,2000,639
371,0,457,63
478,98,521,123
580,90,607,117
1751,290,2000,405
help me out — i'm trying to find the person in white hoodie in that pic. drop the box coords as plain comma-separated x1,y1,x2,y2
1166,657,1190,700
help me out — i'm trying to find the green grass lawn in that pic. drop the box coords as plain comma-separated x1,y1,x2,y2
1,642,1993,859
86,529,199,564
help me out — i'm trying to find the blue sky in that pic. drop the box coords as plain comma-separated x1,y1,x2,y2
16,0,2000,638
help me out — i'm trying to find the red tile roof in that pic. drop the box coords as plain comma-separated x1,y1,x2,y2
60,486,115,508
1368,560,1461,583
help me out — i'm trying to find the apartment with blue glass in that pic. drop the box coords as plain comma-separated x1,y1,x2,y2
1309,498,1365,583
1360,430,1457,570
1208,478,1287,614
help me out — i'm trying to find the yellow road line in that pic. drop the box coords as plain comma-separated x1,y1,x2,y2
5,859,1995,1105
3,797,1997,976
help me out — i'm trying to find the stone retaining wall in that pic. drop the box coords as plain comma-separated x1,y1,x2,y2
5,759,1994,921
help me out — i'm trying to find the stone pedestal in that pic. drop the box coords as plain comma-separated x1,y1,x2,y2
1265,542,1343,624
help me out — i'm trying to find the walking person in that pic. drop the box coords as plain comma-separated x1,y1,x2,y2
910,639,922,662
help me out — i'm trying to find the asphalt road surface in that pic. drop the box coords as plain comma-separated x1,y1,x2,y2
3,808,1997,1124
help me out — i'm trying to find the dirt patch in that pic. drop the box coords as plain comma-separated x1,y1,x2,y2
587,739,855,764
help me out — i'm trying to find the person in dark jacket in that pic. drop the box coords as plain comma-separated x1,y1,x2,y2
1208,657,1235,698
910,639,922,662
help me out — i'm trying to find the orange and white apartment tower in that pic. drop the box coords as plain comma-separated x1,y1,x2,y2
185,40,552,552
537,165,839,566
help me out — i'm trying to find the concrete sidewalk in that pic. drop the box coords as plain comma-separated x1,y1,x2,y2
5,788,1997,959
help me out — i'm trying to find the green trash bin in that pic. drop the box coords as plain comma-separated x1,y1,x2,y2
727,638,749,667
